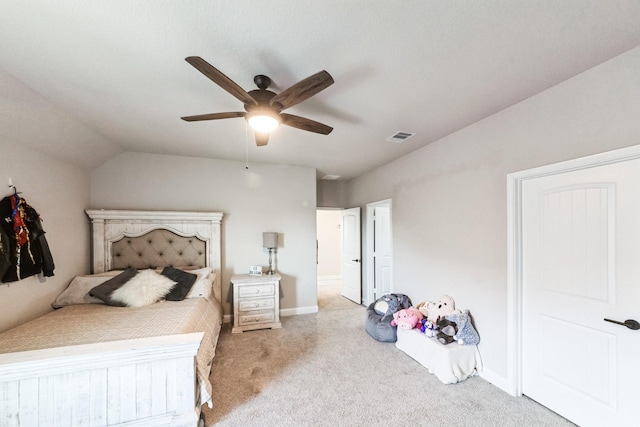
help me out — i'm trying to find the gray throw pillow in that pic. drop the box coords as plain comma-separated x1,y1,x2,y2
161,267,197,301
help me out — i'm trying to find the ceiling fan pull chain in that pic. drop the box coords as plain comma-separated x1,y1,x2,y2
245,121,250,170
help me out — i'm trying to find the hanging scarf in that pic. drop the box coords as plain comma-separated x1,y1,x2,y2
10,194,34,279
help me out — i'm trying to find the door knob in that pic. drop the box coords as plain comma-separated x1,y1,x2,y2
603,318,640,330
351,259,360,263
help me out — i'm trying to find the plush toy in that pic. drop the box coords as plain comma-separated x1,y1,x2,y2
373,293,412,316
436,318,458,345
390,307,423,330
426,294,460,324
419,318,438,337
445,310,480,345
416,301,435,319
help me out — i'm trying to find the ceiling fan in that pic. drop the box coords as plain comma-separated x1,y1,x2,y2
181,56,334,146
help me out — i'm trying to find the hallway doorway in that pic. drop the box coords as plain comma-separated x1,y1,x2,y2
317,277,349,311
316,209,342,310
316,209,361,310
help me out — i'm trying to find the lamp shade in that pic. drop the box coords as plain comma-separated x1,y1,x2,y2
263,232,278,249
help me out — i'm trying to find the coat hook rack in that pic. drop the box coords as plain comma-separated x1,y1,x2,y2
8,179,19,196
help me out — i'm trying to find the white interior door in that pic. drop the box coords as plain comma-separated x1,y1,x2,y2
373,205,392,299
341,207,361,303
522,157,640,427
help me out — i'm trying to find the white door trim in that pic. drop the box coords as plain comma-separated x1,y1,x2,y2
365,199,392,306
506,144,640,396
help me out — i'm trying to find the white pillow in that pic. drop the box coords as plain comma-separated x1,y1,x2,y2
185,267,213,299
52,275,109,308
110,269,177,307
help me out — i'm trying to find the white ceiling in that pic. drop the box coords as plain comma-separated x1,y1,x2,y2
2,1,640,180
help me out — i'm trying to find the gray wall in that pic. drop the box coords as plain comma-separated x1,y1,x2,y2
346,46,640,388
0,140,90,332
90,152,318,317
317,179,349,208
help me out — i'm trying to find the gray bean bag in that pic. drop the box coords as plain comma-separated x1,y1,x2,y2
365,294,412,342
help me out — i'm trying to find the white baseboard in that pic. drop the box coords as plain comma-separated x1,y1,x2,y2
280,306,318,316
478,369,512,395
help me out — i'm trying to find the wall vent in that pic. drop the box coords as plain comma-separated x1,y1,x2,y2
386,131,415,143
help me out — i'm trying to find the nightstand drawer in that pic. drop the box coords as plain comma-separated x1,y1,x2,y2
239,311,275,326
238,283,275,298
239,298,275,311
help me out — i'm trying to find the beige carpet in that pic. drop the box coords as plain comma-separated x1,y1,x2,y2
202,283,575,426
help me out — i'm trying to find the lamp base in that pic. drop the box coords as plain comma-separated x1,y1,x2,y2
266,248,276,275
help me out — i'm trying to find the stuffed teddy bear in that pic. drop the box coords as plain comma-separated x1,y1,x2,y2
436,317,458,345
445,310,480,345
390,307,423,330
426,294,460,324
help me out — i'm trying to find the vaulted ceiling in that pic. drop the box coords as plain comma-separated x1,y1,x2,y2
2,1,640,180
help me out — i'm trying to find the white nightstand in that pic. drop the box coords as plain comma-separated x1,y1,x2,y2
231,274,282,333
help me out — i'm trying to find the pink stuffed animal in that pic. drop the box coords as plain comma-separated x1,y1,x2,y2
390,307,424,330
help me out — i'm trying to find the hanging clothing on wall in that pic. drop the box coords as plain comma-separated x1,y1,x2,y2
0,225,10,279
0,194,55,282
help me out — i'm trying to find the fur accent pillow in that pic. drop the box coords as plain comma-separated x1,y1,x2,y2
110,269,177,307
89,268,139,307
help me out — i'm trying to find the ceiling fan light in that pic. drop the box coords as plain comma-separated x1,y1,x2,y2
247,111,280,133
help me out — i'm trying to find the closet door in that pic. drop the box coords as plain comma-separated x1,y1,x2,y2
521,157,640,427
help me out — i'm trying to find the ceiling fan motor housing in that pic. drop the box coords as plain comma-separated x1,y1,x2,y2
245,88,277,112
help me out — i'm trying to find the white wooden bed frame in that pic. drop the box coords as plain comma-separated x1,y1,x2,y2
0,210,223,427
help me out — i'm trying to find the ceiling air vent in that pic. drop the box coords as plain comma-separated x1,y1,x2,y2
386,131,415,143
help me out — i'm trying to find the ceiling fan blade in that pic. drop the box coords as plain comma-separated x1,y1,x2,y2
185,56,257,106
255,132,269,146
281,113,333,135
181,112,246,122
270,70,334,111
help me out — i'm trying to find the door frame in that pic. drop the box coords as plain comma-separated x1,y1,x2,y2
506,144,640,396
365,199,392,306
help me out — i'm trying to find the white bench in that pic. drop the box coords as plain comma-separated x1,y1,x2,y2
395,328,482,384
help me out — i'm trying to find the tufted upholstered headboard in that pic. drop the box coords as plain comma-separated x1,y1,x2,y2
110,229,207,270
85,209,224,303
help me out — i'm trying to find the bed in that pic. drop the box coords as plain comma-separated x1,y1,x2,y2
0,209,223,427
